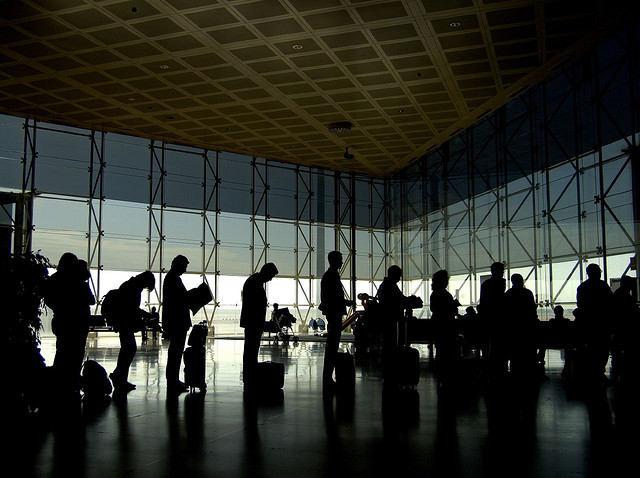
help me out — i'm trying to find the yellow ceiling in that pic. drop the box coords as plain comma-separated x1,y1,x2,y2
0,0,632,177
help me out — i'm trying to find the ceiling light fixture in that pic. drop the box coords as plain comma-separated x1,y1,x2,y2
398,109,406,113
292,44,303,50
449,21,461,27
159,64,170,70
328,121,351,135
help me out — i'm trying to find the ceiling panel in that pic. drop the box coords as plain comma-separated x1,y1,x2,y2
0,0,633,177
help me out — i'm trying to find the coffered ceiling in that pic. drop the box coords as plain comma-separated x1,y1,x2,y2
0,0,634,177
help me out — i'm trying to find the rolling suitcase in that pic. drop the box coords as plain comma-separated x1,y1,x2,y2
183,346,207,392
382,345,420,388
256,361,285,390
382,314,420,389
335,351,356,390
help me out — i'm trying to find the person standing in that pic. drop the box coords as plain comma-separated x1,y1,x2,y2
163,255,191,394
45,253,95,395
576,263,613,384
240,262,279,389
503,273,538,381
110,271,156,392
319,251,355,390
478,261,507,382
429,269,460,388
377,265,409,350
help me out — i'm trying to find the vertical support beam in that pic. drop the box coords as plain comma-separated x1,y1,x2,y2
17,118,37,255
250,158,269,274
350,173,356,309
87,130,105,300
628,22,640,298
593,47,609,281
202,149,220,326
148,140,165,306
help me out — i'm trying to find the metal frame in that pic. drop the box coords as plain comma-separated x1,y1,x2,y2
392,24,640,317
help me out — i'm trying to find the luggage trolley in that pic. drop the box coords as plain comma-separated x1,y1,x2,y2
268,305,299,344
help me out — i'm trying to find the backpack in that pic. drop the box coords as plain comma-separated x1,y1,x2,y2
81,360,113,397
101,289,123,330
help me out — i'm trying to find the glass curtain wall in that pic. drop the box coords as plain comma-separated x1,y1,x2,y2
389,25,640,319
0,115,387,336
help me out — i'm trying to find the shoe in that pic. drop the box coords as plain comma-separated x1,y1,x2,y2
167,381,189,395
110,373,136,392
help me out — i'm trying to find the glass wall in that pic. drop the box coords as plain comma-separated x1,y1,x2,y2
390,24,640,319
0,116,387,335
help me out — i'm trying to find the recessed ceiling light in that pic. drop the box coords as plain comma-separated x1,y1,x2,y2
449,22,461,27
292,44,303,50
398,109,406,113
127,97,136,101
159,64,170,70
328,121,352,134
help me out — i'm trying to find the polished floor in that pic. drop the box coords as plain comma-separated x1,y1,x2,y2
12,335,639,478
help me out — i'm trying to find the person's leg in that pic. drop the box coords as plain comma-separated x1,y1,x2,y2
323,315,341,385
243,326,262,386
112,331,137,388
166,329,188,388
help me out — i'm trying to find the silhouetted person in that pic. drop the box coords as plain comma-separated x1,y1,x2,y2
576,264,613,384
45,253,95,395
504,273,538,381
163,255,191,394
430,270,460,387
460,306,480,356
240,262,278,389
110,271,156,392
547,305,571,375
478,262,507,381
319,251,355,390
611,275,639,383
377,265,409,349
463,306,478,320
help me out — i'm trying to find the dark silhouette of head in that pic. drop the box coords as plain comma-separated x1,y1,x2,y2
328,250,343,269
586,263,601,280
510,273,524,288
553,305,564,318
490,262,504,278
387,265,402,283
171,255,189,274
57,252,78,274
465,306,477,316
136,270,156,291
273,303,279,310
260,262,278,282
431,269,449,290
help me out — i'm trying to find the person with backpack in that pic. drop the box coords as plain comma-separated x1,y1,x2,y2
105,271,157,392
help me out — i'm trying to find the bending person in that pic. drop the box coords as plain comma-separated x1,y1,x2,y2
110,271,156,392
240,262,278,390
